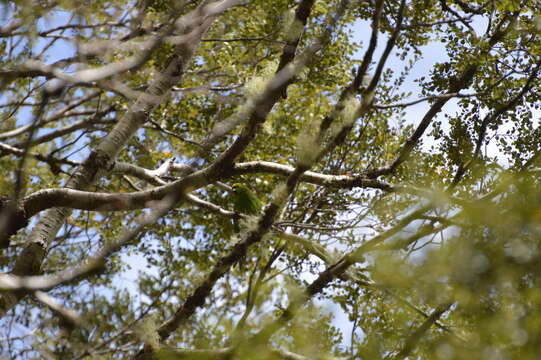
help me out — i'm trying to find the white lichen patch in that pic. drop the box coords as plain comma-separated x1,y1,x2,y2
133,314,160,350
241,215,260,234
282,9,304,42
328,96,360,138
271,183,289,208
361,90,375,109
262,116,275,135
211,59,280,138
296,124,320,166
534,15,541,32
244,76,268,99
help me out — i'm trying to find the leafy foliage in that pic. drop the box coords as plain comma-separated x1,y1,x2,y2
0,0,541,359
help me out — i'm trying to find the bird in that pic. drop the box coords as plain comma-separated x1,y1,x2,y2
231,183,262,232
229,183,262,270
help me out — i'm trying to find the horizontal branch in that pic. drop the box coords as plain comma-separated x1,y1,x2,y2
14,158,396,227
234,161,395,191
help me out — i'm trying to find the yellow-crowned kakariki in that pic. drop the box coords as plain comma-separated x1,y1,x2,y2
232,183,262,232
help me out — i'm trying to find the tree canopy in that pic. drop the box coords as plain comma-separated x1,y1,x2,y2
1,0,541,358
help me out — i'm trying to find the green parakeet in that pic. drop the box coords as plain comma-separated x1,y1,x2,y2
232,183,262,232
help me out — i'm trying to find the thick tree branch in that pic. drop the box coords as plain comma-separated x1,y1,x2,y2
0,0,241,318
143,1,354,351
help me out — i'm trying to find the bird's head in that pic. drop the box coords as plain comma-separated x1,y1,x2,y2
231,183,248,194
